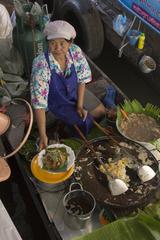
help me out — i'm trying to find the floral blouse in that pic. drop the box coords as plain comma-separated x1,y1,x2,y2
30,44,92,109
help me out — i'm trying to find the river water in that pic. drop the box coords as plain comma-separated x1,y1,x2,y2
94,40,160,106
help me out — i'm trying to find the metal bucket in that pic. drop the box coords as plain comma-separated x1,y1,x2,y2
63,183,96,229
127,30,141,46
139,55,156,73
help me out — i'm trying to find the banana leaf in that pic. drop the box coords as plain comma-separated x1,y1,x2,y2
122,99,134,113
144,103,160,121
131,99,143,113
151,138,160,151
62,138,83,154
144,201,160,220
117,99,160,125
72,210,160,240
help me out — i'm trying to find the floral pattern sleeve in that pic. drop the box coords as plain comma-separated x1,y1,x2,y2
30,54,51,109
71,44,92,84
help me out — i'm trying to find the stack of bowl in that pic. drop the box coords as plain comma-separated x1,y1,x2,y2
31,144,75,191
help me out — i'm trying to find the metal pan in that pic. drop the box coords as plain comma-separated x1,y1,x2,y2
75,136,160,210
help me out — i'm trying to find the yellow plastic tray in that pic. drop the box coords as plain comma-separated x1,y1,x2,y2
31,155,74,183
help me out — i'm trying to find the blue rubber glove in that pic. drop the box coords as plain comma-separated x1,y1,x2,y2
103,85,116,109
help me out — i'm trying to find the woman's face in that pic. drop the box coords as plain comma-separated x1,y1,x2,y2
48,38,71,57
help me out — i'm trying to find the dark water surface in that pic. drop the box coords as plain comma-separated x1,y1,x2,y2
94,41,160,106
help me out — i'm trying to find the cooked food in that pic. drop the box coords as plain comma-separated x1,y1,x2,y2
144,59,155,69
99,158,130,184
120,113,160,142
42,147,69,171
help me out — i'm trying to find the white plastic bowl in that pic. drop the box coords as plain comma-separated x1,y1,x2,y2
38,143,75,173
108,179,128,196
137,165,156,182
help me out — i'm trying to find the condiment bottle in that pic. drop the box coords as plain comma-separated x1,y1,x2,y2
138,33,145,50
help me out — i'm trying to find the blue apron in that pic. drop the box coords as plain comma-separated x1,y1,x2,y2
44,50,93,135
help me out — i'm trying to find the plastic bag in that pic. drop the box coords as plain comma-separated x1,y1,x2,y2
113,14,127,37
3,73,28,97
0,39,24,76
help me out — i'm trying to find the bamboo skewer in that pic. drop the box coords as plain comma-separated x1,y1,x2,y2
92,120,136,159
120,109,129,120
73,124,111,176
93,120,119,146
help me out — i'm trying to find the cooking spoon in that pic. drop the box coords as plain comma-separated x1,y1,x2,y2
74,124,128,196
93,120,156,182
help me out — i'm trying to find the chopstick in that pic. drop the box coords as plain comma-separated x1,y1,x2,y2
73,124,111,176
92,120,135,159
120,108,129,120
93,120,119,145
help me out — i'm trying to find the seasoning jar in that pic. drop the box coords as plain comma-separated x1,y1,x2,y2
138,33,145,50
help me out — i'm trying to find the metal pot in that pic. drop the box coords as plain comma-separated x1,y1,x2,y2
139,55,156,73
63,183,96,229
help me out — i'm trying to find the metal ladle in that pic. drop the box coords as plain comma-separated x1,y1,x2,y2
93,120,156,183
74,125,128,196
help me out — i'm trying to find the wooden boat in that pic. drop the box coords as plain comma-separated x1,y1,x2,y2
0,57,159,240
86,55,127,100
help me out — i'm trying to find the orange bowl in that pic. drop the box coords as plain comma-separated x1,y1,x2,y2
0,113,10,135
31,155,74,183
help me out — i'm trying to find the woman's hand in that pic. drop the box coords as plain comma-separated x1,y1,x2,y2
77,83,87,121
77,106,88,121
39,134,48,150
34,109,48,150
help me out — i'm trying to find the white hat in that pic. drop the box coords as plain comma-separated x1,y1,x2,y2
43,20,76,40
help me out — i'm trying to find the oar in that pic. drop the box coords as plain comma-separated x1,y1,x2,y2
74,124,128,196
92,120,156,182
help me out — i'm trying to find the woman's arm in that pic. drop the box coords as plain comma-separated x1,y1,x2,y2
31,54,51,149
77,83,88,121
34,109,48,150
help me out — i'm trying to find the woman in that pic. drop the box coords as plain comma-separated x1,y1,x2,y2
31,20,106,150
